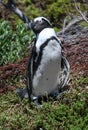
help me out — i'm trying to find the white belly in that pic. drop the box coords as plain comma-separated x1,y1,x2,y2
32,39,61,96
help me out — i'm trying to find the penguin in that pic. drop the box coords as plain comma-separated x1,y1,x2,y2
0,0,70,102
30,17,61,96
17,17,70,102
0,0,70,104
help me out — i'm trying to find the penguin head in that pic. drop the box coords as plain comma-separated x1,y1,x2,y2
30,17,52,34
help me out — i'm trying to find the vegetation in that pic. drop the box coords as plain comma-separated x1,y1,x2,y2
14,0,88,27
1,0,88,28
0,76,88,130
0,0,88,130
0,20,34,65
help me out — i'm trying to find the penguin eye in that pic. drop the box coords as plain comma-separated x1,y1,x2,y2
39,20,42,23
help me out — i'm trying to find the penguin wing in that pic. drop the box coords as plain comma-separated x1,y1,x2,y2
60,56,70,88
26,39,37,100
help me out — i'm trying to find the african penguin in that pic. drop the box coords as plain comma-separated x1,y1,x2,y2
30,17,61,96
0,0,70,103
17,16,69,102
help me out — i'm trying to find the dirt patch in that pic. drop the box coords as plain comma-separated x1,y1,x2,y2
63,35,88,75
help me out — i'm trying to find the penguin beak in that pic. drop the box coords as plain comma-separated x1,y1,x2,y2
27,21,36,30
27,20,41,34
30,21,37,29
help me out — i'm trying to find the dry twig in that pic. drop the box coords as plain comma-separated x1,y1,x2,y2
73,0,88,23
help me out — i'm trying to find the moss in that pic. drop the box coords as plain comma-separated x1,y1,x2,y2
76,77,88,86
81,21,88,27
0,78,88,130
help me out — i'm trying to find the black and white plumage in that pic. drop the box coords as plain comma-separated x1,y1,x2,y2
31,17,61,95
25,17,70,101
0,0,70,102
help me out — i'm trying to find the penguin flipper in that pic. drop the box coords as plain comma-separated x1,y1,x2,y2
60,56,70,88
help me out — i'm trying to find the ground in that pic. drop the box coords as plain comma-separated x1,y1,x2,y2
0,27,88,130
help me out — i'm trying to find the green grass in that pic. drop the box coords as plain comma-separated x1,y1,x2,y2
0,20,34,65
0,76,88,130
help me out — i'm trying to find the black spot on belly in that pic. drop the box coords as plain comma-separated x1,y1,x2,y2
46,78,48,80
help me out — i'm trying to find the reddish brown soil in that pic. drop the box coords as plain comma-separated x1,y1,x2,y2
64,35,88,74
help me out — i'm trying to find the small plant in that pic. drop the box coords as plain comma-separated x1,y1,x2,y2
0,20,34,65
